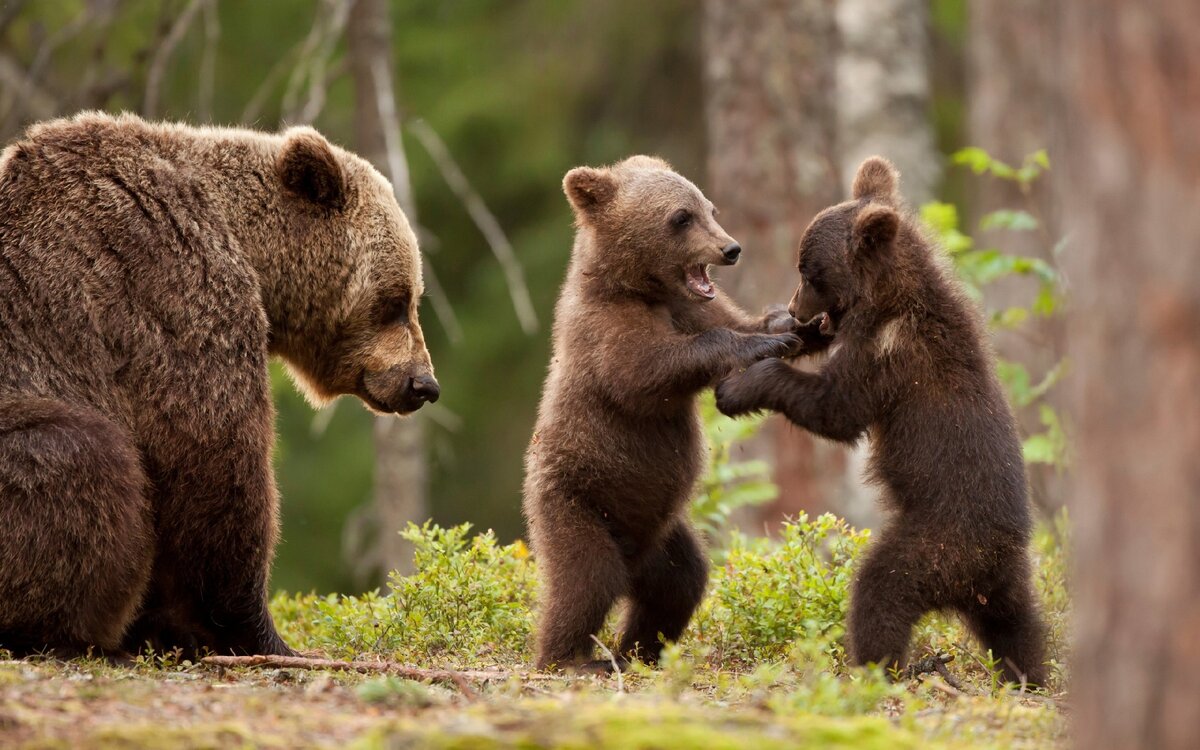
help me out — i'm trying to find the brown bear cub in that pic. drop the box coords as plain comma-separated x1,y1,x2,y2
524,156,825,671
0,113,437,658
716,157,1048,685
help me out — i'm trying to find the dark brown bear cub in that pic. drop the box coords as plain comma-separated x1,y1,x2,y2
715,157,1048,685
524,156,818,671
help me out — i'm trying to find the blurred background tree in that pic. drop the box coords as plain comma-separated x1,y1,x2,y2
3,0,1074,596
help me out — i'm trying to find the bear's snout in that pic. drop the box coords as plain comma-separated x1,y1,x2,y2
408,374,441,405
721,242,742,265
361,366,440,414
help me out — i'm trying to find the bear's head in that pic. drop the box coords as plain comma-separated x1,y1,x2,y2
787,156,904,330
563,155,742,301
271,128,438,415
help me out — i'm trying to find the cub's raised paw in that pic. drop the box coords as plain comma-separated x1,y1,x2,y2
741,333,802,364
793,312,835,353
716,358,788,417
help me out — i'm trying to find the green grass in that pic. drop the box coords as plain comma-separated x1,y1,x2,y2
0,515,1070,749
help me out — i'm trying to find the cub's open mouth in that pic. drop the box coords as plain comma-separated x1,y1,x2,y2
685,264,716,300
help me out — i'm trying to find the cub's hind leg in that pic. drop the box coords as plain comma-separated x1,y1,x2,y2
530,505,628,671
618,519,707,664
959,556,1049,686
846,527,941,675
0,397,153,655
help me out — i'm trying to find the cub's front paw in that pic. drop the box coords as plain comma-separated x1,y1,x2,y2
793,312,836,353
716,358,788,417
762,305,798,334
740,333,802,365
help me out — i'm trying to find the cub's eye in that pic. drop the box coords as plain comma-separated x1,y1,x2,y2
670,209,693,229
375,295,411,327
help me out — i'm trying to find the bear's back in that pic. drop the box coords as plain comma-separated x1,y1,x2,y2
0,115,267,413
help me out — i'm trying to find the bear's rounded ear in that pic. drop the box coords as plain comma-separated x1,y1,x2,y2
851,203,900,255
278,128,347,210
563,166,616,216
851,156,899,205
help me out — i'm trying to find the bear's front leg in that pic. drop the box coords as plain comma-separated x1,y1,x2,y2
714,357,793,417
125,414,293,658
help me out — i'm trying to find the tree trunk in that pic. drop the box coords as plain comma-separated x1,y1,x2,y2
703,0,846,524
347,0,425,577
836,0,938,206
835,0,937,526
1058,2,1200,748
968,0,1066,512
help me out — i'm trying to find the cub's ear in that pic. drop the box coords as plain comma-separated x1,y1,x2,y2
278,127,347,210
563,166,616,217
851,156,899,204
852,204,900,255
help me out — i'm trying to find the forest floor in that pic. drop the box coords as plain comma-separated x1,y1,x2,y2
0,516,1072,748
0,652,1067,749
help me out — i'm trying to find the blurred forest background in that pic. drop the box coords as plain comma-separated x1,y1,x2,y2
0,0,1065,594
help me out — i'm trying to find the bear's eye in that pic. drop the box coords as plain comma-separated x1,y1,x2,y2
375,294,411,328
670,209,693,229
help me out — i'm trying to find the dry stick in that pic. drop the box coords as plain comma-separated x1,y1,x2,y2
589,635,625,694
368,56,463,343
143,0,209,118
408,118,539,335
201,655,574,693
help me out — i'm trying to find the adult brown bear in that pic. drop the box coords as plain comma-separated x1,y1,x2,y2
0,112,438,658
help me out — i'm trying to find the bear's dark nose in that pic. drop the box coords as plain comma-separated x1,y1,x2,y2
410,374,440,404
722,243,742,264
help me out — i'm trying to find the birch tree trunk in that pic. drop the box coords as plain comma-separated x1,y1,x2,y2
836,0,938,206
1057,2,1200,747
703,0,847,523
835,0,937,525
348,0,425,577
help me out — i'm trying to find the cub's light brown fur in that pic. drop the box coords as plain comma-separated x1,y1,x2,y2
523,156,821,670
0,112,437,656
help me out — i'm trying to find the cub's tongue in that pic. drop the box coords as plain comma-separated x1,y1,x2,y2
685,264,716,300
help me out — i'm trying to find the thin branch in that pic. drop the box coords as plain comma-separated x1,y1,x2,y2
367,56,414,216
143,0,209,118
200,654,578,692
589,635,625,694
420,258,464,343
295,57,347,125
197,0,220,120
0,53,56,121
366,55,462,343
408,118,539,334
281,0,349,123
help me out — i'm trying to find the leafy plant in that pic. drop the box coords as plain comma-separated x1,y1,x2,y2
921,147,1070,469
691,392,778,539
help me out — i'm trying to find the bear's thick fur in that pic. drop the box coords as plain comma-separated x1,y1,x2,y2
523,156,823,671
716,157,1047,684
0,112,438,657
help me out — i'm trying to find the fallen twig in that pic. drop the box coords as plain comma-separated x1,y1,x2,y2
200,654,572,698
590,635,625,694
906,652,968,692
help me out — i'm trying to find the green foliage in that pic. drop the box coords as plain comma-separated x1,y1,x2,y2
273,515,1069,694
691,515,868,666
921,148,1070,470
691,392,778,539
272,523,535,666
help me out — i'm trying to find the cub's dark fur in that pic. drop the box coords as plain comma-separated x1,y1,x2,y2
716,157,1048,685
524,156,821,671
